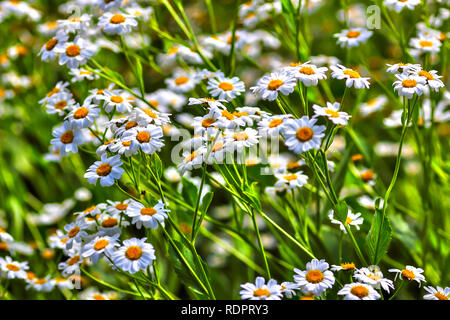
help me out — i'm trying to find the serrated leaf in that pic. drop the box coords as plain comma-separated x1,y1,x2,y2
365,209,393,265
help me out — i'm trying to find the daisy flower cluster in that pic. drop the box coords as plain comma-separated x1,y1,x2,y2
0,0,448,302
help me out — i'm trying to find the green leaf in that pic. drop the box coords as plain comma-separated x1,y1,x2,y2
181,177,198,206
200,191,214,215
334,201,349,223
135,57,145,98
365,207,393,265
151,153,163,179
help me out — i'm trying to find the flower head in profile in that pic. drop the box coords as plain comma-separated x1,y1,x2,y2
126,200,170,230
290,63,328,87
331,64,370,89
384,0,421,13
328,209,364,233
313,102,351,126
334,28,373,48
338,282,381,300
240,276,283,300
423,286,450,300
250,70,297,101
354,265,395,293
98,12,138,35
389,265,426,287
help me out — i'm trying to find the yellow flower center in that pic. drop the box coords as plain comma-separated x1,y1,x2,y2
73,107,89,119
93,294,106,300
350,285,369,298
125,121,138,130
284,174,298,181
345,216,353,224
221,110,235,120
267,79,284,91
296,127,313,142
343,69,361,78
55,100,67,110
174,77,189,85
419,40,433,47
434,292,448,300
110,14,126,24
418,70,434,81
68,227,80,238
45,38,58,51
60,130,74,144
361,170,375,181
101,218,118,228
212,142,224,152
6,264,20,271
402,79,417,88
115,203,128,211
346,30,361,38
136,131,151,143
125,246,143,260
96,163,112,176
67,255,80,266
253,288,271,297
111,95,124,103
299,66,316,75
140,207,157,216
401,269,415,280
305,270,324,283
65,45,81,57
233,132,249,141
218,82,234,91
268,118,283,128
325,109,340,118
341,262,355,270
202,118,215,128
94,239,109,251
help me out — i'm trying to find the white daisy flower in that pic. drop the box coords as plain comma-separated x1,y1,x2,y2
224,127,260,151
280,281,300,298
96,0,123,11
258,114,293,136
384,0,421,12
188,97,227,110
98,213,127,237
294,259,335,296
0,256,28,279
313,102,351,126
178,149,205,175
26,276,55,292
82,234,120,263
105,199,132,216
98,12,138,35
126,200,170,230
415,69,445,92
58,249,84,277
291,63,328,87
389,265,426,286
39,81,70,105
132,108,172,127
354,266,395,293
409,35,442,53
331,262,356,272
334,28,373,48
111,238,156,274
274,172,308,190
68,68,100,82
53,277,74,290
239,276,283,300
55,36,96,69
84,154,124,187
121,125,165,155
423,286,450,300
62,221,89,249
65,102,100,129
45,92,76,116
0,227,13,242
338,282,381,300
328,209,364,233
214,108,254,129
331,64,370,89
250,70,297,101
207,75,245,100
50,121,84,156
393,73,427,99
386,63,421,74
57,14,91,34
38,33,68,62
101,89,134,113
165,69,199,93
281,116,326,154
359,95,387,117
